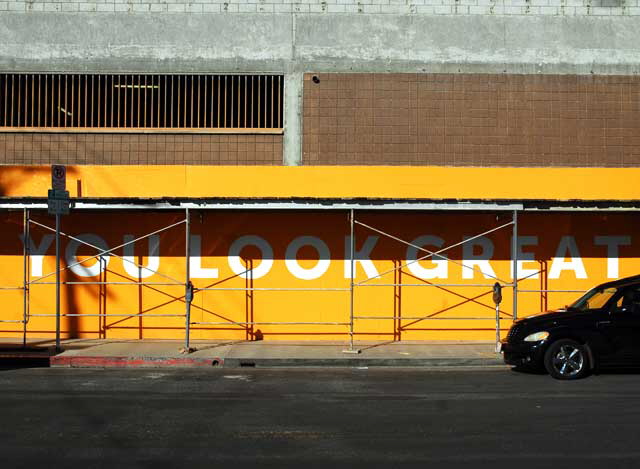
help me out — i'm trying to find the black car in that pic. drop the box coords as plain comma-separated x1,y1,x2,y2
501,274,640,380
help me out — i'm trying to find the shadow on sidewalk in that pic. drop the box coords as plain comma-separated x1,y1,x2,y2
0,356,51,371
0,344,54,370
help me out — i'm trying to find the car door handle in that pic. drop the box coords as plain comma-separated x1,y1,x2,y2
597,320,612,327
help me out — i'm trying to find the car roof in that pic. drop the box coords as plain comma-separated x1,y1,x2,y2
596,274,640,290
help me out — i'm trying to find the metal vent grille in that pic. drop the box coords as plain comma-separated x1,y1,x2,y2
0,74,283,133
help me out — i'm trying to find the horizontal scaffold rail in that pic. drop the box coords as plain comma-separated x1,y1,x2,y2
3,197,640,212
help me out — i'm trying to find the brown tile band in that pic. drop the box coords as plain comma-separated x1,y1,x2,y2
303,73,640,167
0,133,283,165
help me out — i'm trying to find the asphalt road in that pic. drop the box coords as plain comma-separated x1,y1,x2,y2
1,366,640,468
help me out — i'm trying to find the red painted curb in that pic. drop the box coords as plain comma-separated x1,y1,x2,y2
50,356,223,368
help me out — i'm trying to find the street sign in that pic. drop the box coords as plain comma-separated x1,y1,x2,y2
49,165,69,353
47,189,70,215
47,198,70,216
51,165,66,191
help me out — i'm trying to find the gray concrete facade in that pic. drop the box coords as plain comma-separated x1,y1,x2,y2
2,13,639,75
283,72,303,166
3,0,640,16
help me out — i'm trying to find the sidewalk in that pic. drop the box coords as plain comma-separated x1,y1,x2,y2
0,338,505,369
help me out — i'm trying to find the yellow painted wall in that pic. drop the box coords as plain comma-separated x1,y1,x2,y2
2,165,640,200
0,210,638,341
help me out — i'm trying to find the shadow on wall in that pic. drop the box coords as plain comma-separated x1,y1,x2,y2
0,165,79,197
0,166,81,342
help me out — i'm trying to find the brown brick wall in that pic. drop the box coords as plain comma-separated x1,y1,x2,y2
303,73,640,167
0,133,283,165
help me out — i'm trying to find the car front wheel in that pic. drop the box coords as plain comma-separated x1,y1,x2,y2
543,339,590,380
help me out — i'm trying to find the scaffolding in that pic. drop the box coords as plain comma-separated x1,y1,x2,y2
0,200,630,352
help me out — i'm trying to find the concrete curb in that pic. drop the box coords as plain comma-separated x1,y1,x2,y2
48,355,504,368
50,355,224,368
0,348,53,364
0,351,52,359
222,357,504,368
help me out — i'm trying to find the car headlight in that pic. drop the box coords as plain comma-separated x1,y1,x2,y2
523,331,549,342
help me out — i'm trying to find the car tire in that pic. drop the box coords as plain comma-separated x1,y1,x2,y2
543,339,590,380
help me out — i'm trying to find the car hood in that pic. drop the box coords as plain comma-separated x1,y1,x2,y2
515,308,589,327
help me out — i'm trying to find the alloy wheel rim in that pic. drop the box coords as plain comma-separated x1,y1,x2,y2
552,345,584,377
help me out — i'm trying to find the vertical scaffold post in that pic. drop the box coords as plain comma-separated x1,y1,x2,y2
340,209,362,354
349,209,355,350
512,209,518,321
55,211,61,353
184,208,192,352
22,209,29,348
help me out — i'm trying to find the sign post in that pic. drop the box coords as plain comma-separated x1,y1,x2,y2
48,165,69,353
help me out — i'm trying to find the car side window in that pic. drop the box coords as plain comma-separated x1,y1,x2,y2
615,296,624,310
584,288,617,310
612,286,640,313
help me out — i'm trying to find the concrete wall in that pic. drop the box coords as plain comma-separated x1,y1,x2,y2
1,11,640,74
2,0,640,16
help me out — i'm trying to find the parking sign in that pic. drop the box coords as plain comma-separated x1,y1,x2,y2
51,165,66,191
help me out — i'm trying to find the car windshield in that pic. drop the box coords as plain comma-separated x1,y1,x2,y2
570,287,618,311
